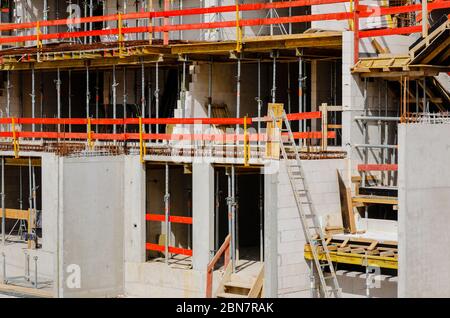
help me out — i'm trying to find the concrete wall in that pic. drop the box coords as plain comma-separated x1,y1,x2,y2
265,159,349,297
58,156,124,298
398,123,450,297
124,156,146,264
337,270,397,298
312,2,413,55
342,31,398,177
125,261,206,297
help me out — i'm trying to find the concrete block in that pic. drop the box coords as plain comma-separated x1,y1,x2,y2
277,218,302,231
280,230,305,244
278,241,304,256
280,251,305,266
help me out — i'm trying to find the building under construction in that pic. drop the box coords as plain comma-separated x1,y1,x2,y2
0,0,448,298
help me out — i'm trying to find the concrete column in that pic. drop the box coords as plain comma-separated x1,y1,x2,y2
124,156,146,263
192,163,214,271
41,153,59,253
264,163,278,298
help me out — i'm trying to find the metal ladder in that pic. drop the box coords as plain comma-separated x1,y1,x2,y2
272,110,342,298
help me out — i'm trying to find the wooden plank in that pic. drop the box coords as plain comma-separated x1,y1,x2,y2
265,103,284,160
247,264,264,298
337,171,357,234
371,38,390,54
340,238,349,248
214,262,233,298
0,209,29,220
0,283,53,298
368,240,379,251
352,195,398,205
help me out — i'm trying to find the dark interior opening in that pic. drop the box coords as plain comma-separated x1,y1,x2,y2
215,166,264,262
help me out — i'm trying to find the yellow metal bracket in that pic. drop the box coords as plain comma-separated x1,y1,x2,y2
11,118,19,159
235,1,243,53
148,1,154,45
87,117,94,149
118,13,125,57
139,117,147,164
36,21,43,49
349,0,354,30
244,115,250,167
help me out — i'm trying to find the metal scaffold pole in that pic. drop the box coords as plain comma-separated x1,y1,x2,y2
155,62,160,135
164,164,170,264
181,58,187,123
141,61,146,120
32,165,37,247
39,73,44,134
95,70,99,132
271,51,277,103
89,0,94,44
123,67,128,130
69,70,72,133
56,68,61,136
231,165,236,272
226,167,235,273
215,171,219,252
298,55,304,145
259,174,264,262
113,65,118,135
1,157,5,246
28,158,33,249
236,56,241,133
147,68,152,130
257,59,262,149
31,66,36,136
43,0,48,44
208,59,213,118
86,66,90,118
6,71,10,118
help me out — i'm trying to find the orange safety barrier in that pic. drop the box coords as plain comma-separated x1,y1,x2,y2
146,213,193,257
0,0,348,32
206,234,231,298
146,213,193,225
357,164,398,171
0,113,336,143
146,243,192,257
0,1,446,50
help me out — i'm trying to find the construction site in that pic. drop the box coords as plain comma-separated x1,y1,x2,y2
0,0,448,299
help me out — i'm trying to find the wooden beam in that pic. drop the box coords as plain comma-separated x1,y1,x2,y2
337,171,357,234
0,208,29,220
352,195,398,205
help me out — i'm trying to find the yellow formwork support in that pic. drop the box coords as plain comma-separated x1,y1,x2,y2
235,1,243,53
139,117,147,163
87,117,94,149
304,244,398,270
11,118,19,159
118,13,125,58
266,103,284,160
244,115,250,167
36,21,43,49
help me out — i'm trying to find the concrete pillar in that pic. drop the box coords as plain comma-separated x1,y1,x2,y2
342,31,365,169
192,163,214,271
264,163,278,298
124,156,146,263
41,153,59,253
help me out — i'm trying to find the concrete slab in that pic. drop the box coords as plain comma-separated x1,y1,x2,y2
398,123,450,297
